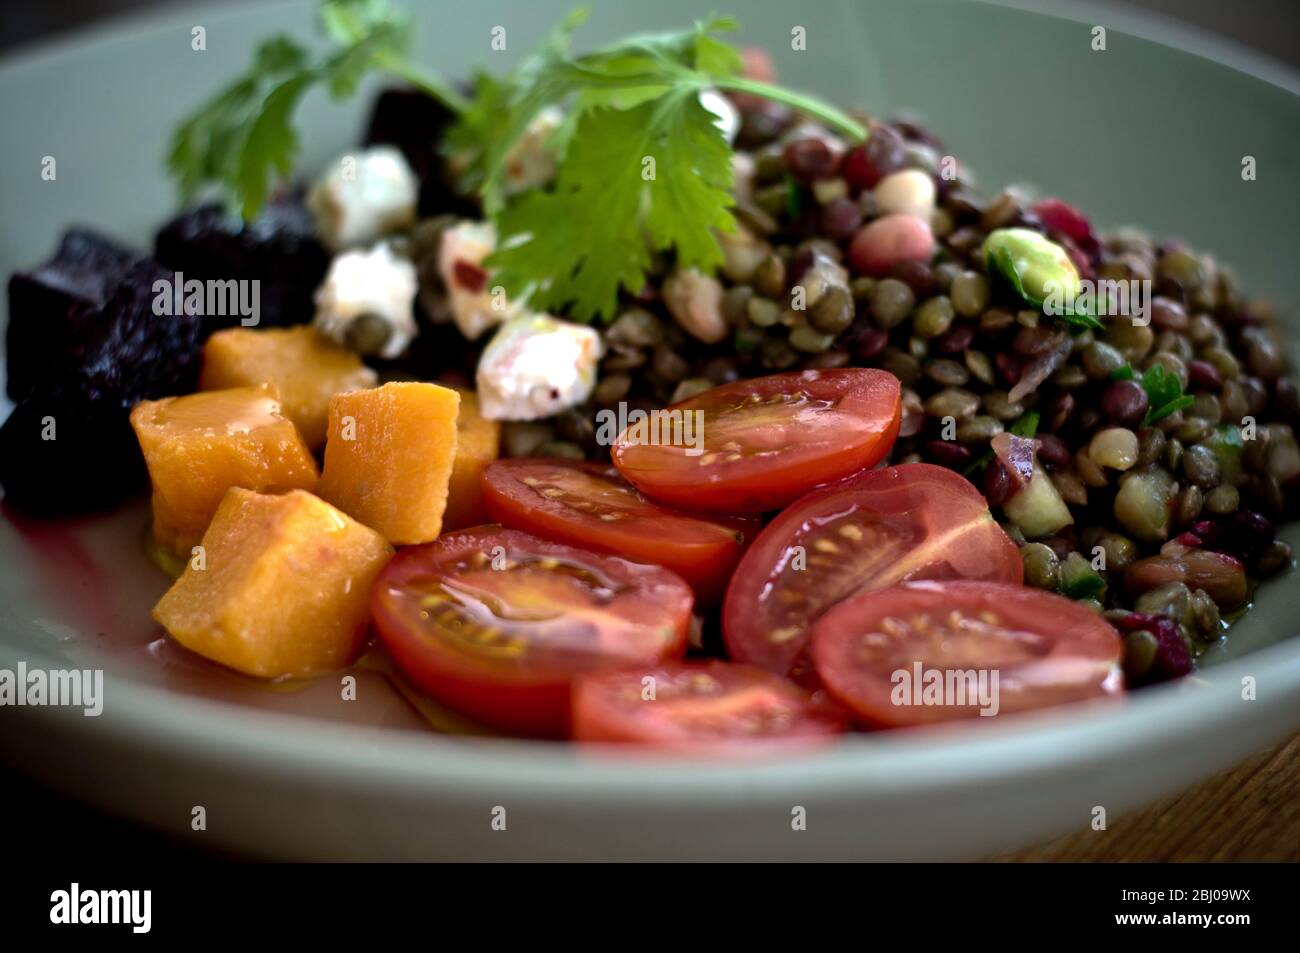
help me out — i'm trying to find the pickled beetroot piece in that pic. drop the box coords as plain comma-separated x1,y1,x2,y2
154,196,328,332
0,259,205,514
1031,198,1100,261
5,229,139,401
364,86,478,217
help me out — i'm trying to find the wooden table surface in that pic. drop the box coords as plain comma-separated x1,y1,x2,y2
996,732,1300,861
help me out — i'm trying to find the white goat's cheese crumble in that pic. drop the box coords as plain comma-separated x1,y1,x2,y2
313,242,418,360
308,146,418,251
437,221,520,340
476,314,603,421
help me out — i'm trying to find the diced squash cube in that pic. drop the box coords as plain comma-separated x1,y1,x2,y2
131,384,318,555
442,389,501,531
200,325,377,448
153,487,392,678
319,381,459,544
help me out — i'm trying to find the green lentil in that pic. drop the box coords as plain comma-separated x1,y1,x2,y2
789,325,838,353
1020,543,1060,589
949,271,991,317
808,285,855,333
869,278,915,329
1122,630,1159,680
913,296,955,338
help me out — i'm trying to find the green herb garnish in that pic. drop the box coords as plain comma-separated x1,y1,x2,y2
167,0,868,321
1010,410,1040,438
1111,362,1195,424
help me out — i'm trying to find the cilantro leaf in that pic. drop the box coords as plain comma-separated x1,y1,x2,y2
1110,363,1136,382
1141,364,1195,424
487,90,735,321
1010,410,1040,438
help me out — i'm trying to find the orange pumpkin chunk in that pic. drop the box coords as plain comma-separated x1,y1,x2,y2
200,325,377,448
153,488,392,678
319,381,459,544
442,389,501,531
131,384,318,555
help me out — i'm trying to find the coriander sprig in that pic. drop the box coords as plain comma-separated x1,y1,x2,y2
167,0,868,321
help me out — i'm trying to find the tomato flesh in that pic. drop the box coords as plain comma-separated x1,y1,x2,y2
371,527,693,736
811,580,1124,728
723,463,1023,677
611,369,901,514
481,459,758,604
573,661,845,753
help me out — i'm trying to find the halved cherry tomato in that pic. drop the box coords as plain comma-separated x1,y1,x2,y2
611,368,901,514
481,459,758,604
723,463,1022,677
371,527,693,737
811,580,1124,728
573,661,845,753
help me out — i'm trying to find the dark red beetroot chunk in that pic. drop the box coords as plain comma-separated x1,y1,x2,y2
1031,198,1100,260
5,229,138,402
154,196,329,333
1150,618,1193,680
0,259,206,514
363,86,479,218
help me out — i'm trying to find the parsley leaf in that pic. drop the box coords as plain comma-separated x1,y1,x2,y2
487,90,735,321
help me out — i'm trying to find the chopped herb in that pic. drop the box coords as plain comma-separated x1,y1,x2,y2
782,172,803,220
1110,363,1136,382
1010,410,1040,438
1139,364,1195,424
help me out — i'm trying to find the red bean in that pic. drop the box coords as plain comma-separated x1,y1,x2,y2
926,440,973,467
1187,359,1222,392
982,459,1013,506
782,137,837,182
1101,379,1149,425
994,352,1022,387
933,323,975,354
819,197,863,241
841,125,907,192
1035,432,1072,470
889,258,937,298
852,324,888,360
1151,297,1188,331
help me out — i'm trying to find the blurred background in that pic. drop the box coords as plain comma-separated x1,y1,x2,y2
2,0,1298,69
